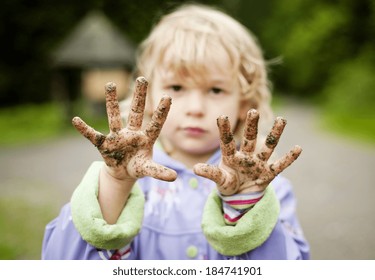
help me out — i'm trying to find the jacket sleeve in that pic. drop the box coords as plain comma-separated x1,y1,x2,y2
270,176,310,259
201,176,310,259
42,161,145,260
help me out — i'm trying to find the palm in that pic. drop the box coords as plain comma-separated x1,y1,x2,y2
72,77,177,181
194,109,302,195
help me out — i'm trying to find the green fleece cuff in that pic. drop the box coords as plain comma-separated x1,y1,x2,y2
201,185,280,256
71,161,144,250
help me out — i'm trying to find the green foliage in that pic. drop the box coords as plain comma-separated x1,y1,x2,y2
321,50,375,143
250,0,375,143
278,5,347,92
324,49,375,117
259,0,374,98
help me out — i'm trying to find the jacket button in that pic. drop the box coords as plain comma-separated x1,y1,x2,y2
189,177,198,189
186,245,198,258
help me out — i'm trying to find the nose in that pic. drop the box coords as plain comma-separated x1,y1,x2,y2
185,90,205,117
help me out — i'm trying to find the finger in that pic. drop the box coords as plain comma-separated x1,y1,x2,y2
133,160,177,181
105,82,123,133
144,95,172,143
72,117,106,147
269,145,302,175
258,117,287,161
217,116,236,157
193,163,226,185
240,109,259,155
127,77,148,131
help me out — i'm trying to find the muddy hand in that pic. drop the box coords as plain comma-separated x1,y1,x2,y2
193,109,302,195
72,77,177,181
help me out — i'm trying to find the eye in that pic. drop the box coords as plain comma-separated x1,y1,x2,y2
170,85,182,92
210,87,223,95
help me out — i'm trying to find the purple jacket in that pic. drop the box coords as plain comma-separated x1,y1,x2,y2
42,147,309,260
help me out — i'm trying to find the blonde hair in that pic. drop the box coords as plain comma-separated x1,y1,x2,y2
122,4,273,135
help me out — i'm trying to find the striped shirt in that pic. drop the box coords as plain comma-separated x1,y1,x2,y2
219,190,265,225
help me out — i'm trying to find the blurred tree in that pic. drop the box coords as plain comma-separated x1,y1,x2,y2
323,49,375,117
257,0,375,102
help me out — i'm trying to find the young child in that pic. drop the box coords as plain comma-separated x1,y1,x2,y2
42,4,309,260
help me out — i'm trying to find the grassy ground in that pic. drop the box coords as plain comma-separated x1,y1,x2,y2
0,197,56,259
321,113,375,145
273,96,375,145
0,103,67,147
0,102,109,147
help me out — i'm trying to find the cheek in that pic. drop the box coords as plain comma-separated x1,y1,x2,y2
164,100,180,121
146,86,167,116
159,104,179,133
219,101,242,127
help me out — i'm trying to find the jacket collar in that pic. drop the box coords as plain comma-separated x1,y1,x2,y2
153,141,222,173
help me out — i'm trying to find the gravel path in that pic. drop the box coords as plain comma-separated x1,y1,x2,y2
274,101,375,260
1,101,374,259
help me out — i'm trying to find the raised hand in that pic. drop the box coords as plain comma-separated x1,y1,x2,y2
72,77,177,182
193,109,302,195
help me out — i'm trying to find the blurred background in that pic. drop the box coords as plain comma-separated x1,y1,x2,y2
0,0,374,259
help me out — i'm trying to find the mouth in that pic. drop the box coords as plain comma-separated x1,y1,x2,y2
183,127,207,136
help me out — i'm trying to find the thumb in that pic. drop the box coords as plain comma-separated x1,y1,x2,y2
194,163,238,195
193,163,225,185
133,160,177,182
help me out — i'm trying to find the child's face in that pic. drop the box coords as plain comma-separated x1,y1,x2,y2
148,55,245,163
